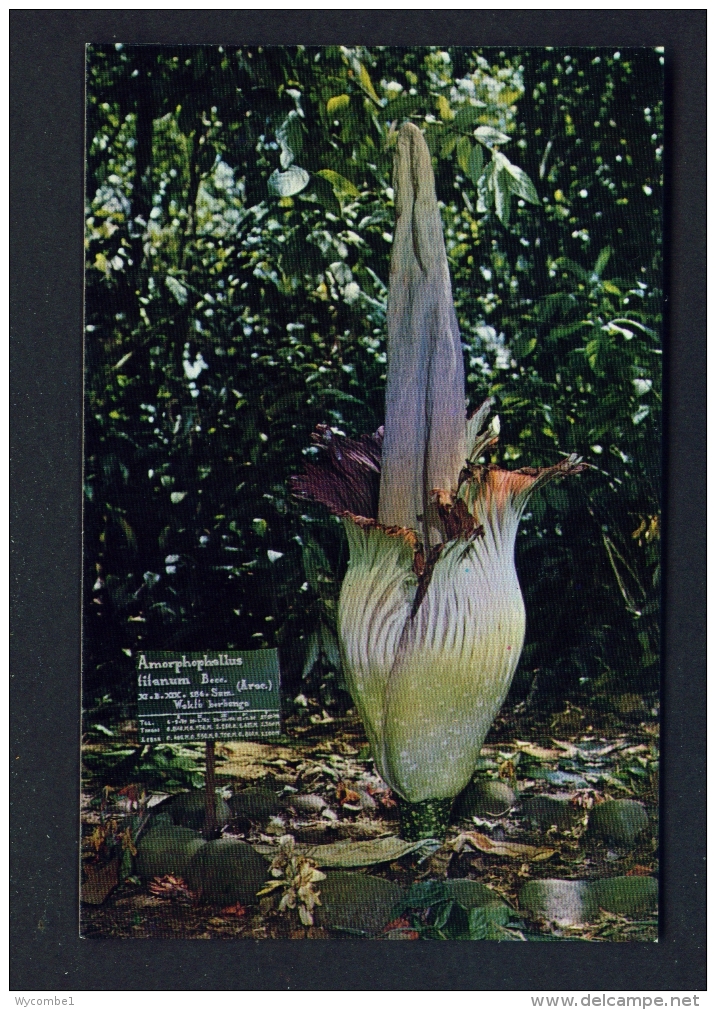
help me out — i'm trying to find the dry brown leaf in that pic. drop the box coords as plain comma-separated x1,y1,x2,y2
336,782,361,806
220,902,248,917
82,855,121,905
454,831,555,862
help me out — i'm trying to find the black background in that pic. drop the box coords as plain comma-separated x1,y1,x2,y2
10,9,706,992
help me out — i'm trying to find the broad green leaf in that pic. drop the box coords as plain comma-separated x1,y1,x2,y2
503,159,540,204
268,165,310,198
320,622,342,670
548,321,590,343
440,133,458,159
310,174,342,215
477,157,496,212
433,900,456,930
467,142,484,184
585,338,603,373
474,125,511,147
453,104,483,131
558,256,591,281
456,136,472,174
534,293,576,323
326,94,350,116
468,904,512,940
316,169,360,200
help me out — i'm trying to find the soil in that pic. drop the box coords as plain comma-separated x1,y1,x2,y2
81,697,659,941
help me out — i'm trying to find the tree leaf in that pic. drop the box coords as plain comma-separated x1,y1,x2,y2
440,133,458,159
476,158,496,212
326,94,350,116
301,631,320,681
474,125,511,147
454,831,556,862
316,169,360,200
309,174,342,215
268,165,310,198
456,136,472,174
353,59,381,106
467,142,484,184
436,95,453,122
453,105,483,131
320,622,342,670
503,159,540,204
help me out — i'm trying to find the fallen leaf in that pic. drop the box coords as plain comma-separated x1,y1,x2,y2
220,902,248,917
117,783,144,807
454,831,555,862
416,842,454,879
296,835,430,867
552,740,579,758
148,875,196,902
336,782,361,806
82,855,121,905
626,865,654,877
514,741,562,761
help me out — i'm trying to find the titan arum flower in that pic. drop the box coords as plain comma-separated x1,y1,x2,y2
292,123,584,840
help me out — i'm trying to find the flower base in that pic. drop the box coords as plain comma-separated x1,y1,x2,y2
398,797,454,841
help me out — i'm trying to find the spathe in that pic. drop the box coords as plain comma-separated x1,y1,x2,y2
291,123,585,836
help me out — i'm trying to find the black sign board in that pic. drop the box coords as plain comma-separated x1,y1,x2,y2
136,650,280,744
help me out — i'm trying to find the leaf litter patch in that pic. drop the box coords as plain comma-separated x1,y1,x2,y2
81,705,659,940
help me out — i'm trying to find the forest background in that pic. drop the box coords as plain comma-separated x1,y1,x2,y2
84,44,663,731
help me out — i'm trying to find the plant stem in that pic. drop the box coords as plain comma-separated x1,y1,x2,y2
398,797,453,841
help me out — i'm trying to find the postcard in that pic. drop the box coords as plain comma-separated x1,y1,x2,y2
81,44,663,942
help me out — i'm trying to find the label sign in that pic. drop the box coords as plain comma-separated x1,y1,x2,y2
136,650,280,744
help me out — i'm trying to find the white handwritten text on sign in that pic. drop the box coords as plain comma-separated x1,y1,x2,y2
136,650,280,744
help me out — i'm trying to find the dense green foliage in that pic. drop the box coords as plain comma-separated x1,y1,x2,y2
85,45,662,714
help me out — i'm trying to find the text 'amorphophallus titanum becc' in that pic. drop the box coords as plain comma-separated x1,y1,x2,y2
291,123,585,841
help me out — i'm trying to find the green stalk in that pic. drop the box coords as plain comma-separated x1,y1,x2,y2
398,797,454,842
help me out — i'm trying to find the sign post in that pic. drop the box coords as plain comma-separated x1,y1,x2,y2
203,740,218,839
135,650,281,838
